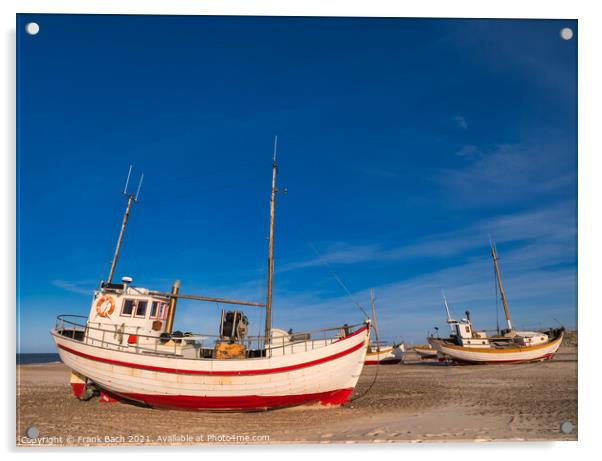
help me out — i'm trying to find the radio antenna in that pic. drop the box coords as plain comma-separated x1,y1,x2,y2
135,173,144,202
123,164,133,195
107,165,144,284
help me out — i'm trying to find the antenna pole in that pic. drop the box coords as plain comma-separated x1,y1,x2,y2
442,293,455,334
442,293,452,322
107,193,134,284
490,241,512,331
135,173,144,202
370,288,381,353
123,165,132,194
107,166,143,284
264,136,278,345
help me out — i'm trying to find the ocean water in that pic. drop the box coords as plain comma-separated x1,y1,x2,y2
17,353,61,365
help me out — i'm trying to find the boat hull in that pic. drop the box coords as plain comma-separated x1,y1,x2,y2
117,388,353,411
414,346,437,359
427,331,564,364
51,326,369,411
364,345,404,365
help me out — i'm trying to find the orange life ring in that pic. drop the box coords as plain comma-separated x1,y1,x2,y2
95,295,116,317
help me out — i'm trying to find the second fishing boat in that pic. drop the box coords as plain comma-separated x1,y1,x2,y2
428,242,564,364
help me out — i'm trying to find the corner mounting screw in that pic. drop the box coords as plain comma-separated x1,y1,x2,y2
560,421,573,434
25,426,39,439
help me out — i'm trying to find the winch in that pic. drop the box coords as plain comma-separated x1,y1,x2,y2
219,310,249,342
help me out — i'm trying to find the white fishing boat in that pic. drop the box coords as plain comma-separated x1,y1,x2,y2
52,145,371,411
428,242,564,364
364,289,405,365
365,344,405,365
414,345,437,360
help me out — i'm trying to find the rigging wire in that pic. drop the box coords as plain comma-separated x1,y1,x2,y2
349,361,379,403
290,216,371,320
551,316,564,328
306,241,371,320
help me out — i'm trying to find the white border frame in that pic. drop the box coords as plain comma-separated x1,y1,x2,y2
4,1,599,459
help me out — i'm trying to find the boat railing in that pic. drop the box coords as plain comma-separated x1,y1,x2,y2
370,340,400,346
54,314,366,359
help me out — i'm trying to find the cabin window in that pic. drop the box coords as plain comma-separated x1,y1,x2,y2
161,303,168,320
150,301,159,318
465,326,470,333
121,299,135,316
135,300,148,318
121,298,152,318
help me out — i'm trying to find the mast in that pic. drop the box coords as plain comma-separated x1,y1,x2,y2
442,293,452,322
490,241,512,331
370,288,381,352
442,293,455,334
107,166,143,284
494,267,500,335
264,137,278,344
164,280,181,334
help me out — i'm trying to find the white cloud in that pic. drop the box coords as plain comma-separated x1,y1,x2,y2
436,140,576,205
52,279,96,296
278,242,382,272
278,201,575,271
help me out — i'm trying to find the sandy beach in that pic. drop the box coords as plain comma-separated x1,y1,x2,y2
16,341,577,446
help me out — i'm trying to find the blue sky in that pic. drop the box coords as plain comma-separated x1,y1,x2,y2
17,15,577,352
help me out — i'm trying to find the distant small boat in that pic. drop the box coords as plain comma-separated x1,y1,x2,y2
414,345,437,360
364,289,405,365
365,343,405,365
428,242,564,365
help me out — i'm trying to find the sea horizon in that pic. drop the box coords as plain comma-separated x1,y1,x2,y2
17,353,61,365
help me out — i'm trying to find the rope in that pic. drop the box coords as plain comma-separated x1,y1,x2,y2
302,240,378,403
306,241,371,320
349,357,380,403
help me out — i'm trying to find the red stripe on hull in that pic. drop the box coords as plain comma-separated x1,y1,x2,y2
364,359,401,365
333,326,367,343
117,388,354,411
57,327,366,376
